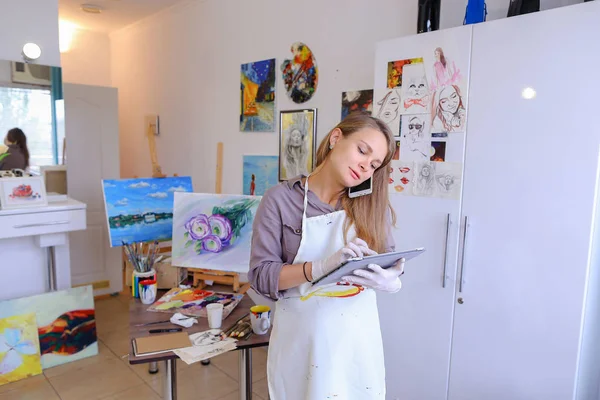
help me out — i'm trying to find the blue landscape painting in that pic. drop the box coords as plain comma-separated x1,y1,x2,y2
102,177,194,247
243,155,278,196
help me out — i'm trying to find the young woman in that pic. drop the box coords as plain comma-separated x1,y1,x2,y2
249,112,405,399
0,128,30,171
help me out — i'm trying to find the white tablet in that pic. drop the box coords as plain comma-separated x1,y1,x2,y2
311,247,426,286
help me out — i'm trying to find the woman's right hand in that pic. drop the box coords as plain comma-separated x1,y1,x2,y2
311,238,377,281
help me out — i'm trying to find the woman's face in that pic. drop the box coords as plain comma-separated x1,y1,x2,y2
379,91,400,123
288,129,304,147
328,128,389,188
435,50,441,61
439,86,460,114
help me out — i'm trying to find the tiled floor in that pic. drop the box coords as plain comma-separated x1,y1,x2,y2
0,290,269,400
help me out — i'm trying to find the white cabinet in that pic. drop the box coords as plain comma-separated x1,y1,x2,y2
374,2,600,399
0,198,87,301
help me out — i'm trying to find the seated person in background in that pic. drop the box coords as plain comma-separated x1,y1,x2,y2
0,128,30,171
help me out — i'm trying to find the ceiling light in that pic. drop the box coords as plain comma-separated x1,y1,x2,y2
521,87,536,100
81,4,103,14
22,43,42,62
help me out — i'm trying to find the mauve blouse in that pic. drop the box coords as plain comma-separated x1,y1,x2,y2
248,175,395,300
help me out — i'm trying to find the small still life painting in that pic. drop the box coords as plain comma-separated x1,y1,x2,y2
0,286,97,370
0,177,47,210
281,42,318,103
172,192,261,273
279,109,317,181
240,58,276,132
0,313,42,386
102,176,194,247
341,90,373,120
147,288,244,319
243,155,278,196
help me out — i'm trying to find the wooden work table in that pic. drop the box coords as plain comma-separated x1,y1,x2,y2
128,289,271,400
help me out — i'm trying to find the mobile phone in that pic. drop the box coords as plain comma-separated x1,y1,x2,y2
348,177,372,198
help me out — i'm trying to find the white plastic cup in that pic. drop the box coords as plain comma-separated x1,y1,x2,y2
206,303,224,329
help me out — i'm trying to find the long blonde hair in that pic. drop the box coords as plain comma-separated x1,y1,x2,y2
315,112,396,253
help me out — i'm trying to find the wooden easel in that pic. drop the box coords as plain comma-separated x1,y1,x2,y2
191,142,250,294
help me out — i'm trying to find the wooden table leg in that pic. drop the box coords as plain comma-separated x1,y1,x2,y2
239,348,252,400
163,359,177,400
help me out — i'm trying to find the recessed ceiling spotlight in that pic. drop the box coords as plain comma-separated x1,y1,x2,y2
81,4,103,14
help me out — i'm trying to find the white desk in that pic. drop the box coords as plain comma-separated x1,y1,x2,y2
0,198,86,301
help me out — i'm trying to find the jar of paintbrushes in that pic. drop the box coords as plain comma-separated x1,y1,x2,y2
123,240,163,299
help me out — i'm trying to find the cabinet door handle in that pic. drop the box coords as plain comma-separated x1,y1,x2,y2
459,216,470,293
442,213,451,288
14,221,70,229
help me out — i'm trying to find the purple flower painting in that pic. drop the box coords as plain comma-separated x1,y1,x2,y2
172,193,261,273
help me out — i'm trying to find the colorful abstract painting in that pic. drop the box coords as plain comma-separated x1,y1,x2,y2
243,155,278,196
281,42,318,103
341,90,373,120
102,176,194,247
240,58,276,132
0,313,42,386
172,192,261,273
0,286,97,370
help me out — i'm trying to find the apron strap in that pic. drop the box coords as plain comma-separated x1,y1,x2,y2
302,175,310,225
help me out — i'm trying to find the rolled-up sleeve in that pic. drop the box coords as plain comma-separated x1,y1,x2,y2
248,189,286,300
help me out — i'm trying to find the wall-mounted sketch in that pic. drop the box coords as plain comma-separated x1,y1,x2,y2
400,64,430,114
393,162,414,194
430,141,446,162
434,162,462,199
431,85,466,133
372,88,401,136
400,115,431,161
413,162,437,197
279,109,317,180
429,47,461,91
387,58,423,88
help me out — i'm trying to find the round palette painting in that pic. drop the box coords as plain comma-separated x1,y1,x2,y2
280,42,318,103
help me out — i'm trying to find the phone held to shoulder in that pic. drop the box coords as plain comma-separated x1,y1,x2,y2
348,177,373,198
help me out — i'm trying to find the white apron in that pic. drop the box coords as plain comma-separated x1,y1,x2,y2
267,176,386,400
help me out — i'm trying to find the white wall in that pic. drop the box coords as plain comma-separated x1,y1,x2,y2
440,0,582,29
0,0,60,66
61,29,111,86
111,0,417,189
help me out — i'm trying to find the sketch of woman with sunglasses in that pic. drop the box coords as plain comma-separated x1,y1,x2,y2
431,85,466,133
401,115,430,160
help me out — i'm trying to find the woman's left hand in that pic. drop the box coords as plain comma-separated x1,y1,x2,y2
341,258,405,293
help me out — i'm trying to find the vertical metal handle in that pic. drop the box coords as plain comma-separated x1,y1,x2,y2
459,216,470,293
442,213,451,288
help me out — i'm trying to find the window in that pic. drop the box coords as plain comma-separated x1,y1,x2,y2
0,86,55,167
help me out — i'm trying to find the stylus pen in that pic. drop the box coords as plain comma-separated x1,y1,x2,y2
149,328,183,334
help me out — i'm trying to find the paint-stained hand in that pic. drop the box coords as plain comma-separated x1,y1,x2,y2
311,238,377,281
341,258,405,293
